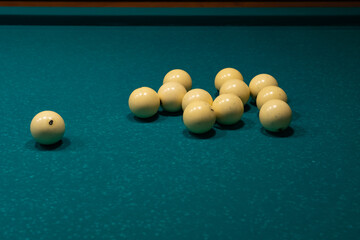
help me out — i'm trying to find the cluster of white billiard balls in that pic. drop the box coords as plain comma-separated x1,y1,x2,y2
128,68,292,134
28,68,290,145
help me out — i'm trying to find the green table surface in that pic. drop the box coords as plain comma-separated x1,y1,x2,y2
0,7,359,240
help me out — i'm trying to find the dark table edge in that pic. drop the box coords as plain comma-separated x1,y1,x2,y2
0,7,360,26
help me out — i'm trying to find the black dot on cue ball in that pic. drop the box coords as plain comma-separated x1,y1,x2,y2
49,120,54,125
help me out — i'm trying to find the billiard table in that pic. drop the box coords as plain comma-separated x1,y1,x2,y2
0,7,359,240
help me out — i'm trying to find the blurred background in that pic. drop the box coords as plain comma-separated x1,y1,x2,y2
0,0,359,7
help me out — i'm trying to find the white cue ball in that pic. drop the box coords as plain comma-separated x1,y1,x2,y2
219,79,250,105
259,99,292,132
128,87,160,118
256,86,288,110
214,67,243,90
30,111,65,145
249,73,278,100
158,82,187,112
163,69,192,91
183,101,216,134
212,94,244,125
182,88,213,110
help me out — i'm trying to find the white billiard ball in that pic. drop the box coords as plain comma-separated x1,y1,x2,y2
183,101,216,134
163,69,192,91
158,82,187,112
212,94,244,125
249,73,278,99
256,86,288,110
182,88,213,110
30,111,65,145
128,87,160,118
219,79,250,105
259,99,292,132
214,68,243,90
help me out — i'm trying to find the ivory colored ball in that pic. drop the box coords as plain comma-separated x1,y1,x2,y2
256,86,288,110
212,94,244,125
30,111,65,145
214,68,243,90
128,87,160,118
259,99,292,132
158,82,187,112
182,88,213,110
163,69,192,91
249,74,278,99
219,79,250,105
183,101,216,134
